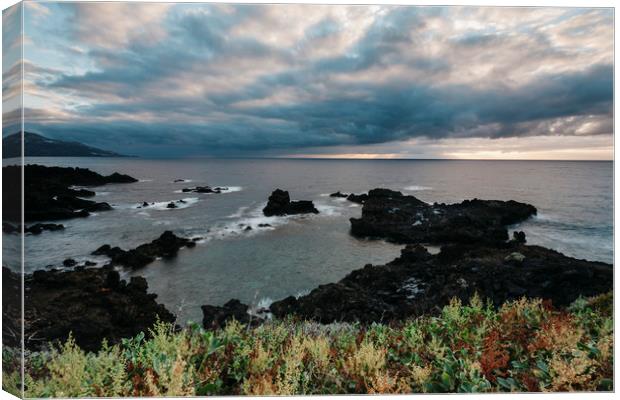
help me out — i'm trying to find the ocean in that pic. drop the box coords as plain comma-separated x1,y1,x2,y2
3,158,613,323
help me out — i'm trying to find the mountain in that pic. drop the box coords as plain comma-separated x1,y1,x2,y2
2,132,128,158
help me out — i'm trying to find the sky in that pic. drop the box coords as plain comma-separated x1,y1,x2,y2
2,2,614,159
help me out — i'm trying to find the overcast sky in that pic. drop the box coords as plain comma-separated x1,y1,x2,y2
2,2,614,159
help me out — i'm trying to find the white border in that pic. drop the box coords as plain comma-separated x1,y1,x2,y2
0,1,617,400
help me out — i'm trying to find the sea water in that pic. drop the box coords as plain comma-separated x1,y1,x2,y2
3,158,613,323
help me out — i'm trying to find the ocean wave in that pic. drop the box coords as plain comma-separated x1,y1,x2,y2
314,202,344,216
197,200,345,242
404,185,433,191
227,206,250,218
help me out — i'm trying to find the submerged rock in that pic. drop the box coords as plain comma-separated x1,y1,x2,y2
92,231,196,269
263,189,319,216
330,191,349,198
2,266,174,351
350,188,537,245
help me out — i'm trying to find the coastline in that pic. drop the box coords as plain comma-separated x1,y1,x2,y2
2,165,613,352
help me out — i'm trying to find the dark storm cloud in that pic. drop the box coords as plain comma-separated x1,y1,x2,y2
16,4,614,156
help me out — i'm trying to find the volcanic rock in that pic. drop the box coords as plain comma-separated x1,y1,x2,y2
3,164,137,222
350,188,537,245
263,189,319,216
201,299,258,329
347,193,369,204
92,231,196,269
270,243,612,323
2,266,174,351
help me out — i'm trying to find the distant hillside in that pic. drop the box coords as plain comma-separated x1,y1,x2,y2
2,132,128,158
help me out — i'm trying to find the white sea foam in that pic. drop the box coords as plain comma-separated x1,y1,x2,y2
196,200,345,244
227,206,250,218
128,197,200,211
248,297,274,319
295,289,310,299
314,202,343,216
96,191,110,196
404,185,433,191
138,179,154,182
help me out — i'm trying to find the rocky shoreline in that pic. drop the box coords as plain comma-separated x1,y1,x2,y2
3,179,613,352
2,266,174,352
92,231,198,270
3,164,137,222
201,188,612,329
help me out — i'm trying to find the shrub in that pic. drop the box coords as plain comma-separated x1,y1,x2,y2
17,292,613,396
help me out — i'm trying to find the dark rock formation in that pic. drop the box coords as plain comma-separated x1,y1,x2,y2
202,299,259,329
330,191,349,198
182,186,229,194
3,164,137,222
27,223,65,235
270,243,612,323
347,193,369,204
2,266,174,351
2,222,19,234
92,231,196,269
3,222,65,235
263,189,319,216
62,258,77,267
513,231,527,243
350,188,537,245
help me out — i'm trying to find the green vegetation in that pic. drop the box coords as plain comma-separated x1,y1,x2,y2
3,293,613,396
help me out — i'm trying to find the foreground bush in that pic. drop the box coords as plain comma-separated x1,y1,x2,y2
3,293,613,396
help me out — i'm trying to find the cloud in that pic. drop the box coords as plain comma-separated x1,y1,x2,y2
10,4,614,159
69,2,171,49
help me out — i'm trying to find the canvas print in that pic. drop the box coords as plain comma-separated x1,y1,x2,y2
1,1,614,397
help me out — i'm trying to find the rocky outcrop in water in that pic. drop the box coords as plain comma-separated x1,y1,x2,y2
349,188,537,244
201,189,608,327
3,164,137,222
182,186,229,194
4,222,65,235
263,189,319,216
92,231,196,269
347,193,369,204
2,266,174,351
330,191,349,198
269,241,612,323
